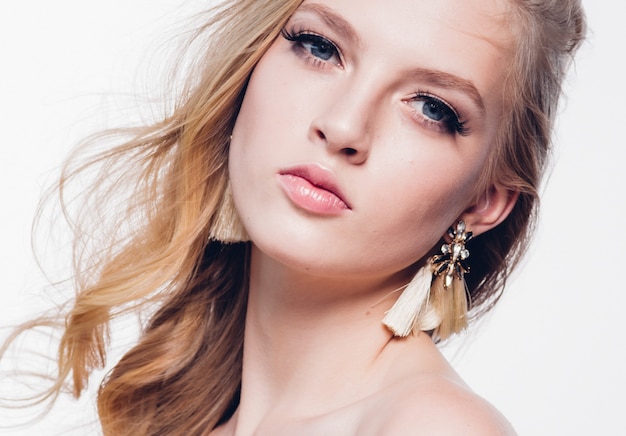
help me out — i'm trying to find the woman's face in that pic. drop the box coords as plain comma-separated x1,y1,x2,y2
230,0,513,280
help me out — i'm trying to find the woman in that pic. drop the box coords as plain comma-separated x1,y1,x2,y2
1,0,585,434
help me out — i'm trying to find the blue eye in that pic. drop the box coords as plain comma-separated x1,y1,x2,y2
422,100,449,122
408,94,470,136
300,35,336,61
281,29,341,66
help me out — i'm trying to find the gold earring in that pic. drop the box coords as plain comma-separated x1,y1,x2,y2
382,221,472,338
430,220,472,339
432,220,472,289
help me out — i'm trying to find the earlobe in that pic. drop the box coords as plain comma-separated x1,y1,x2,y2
460,184,519,237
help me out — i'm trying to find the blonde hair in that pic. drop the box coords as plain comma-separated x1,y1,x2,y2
2,0,585,433
4,0,301,433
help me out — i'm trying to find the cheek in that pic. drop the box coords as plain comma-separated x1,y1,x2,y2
228,51,303,247
356,150,485,263
229,55,284,193
231,41,302,148
232,76,283,148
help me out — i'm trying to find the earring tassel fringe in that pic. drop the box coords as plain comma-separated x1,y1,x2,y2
382,266,432,337
209,182,249,243
432,275,469,340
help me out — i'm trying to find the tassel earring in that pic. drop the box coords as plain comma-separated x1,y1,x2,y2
382,220,473,339
430,220,472,339
382,266,432,337
208,181,250,243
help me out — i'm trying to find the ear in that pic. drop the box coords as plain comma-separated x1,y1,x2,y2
460,184,519,237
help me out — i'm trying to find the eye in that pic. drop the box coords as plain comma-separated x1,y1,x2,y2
422,100,450,122
407,93,470,136
281,29,342,67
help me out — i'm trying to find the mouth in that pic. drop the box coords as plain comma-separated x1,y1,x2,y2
277,164,351,215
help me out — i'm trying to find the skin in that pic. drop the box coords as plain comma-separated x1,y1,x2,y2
221,0,519,434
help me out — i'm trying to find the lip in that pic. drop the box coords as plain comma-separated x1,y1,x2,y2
277,164,352,215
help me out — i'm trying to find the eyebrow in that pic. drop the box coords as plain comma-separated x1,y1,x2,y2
295,2,485,114
408,68,486,114
294,2,362,48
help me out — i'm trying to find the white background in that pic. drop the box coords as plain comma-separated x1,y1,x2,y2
1,1,624,435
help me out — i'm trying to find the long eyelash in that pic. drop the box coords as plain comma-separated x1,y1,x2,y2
415,92,471,136
281,27,330,48
280,27,340,64
280,27,299,41
450,117,470,137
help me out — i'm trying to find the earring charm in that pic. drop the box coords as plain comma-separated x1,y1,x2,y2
432,220,472,289
382,220,473,338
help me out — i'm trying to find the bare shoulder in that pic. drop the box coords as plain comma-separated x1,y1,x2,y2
362,374,516,436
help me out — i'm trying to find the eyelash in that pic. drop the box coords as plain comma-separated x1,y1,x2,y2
408,92,471,136
281,27,470,137
281,28,342,68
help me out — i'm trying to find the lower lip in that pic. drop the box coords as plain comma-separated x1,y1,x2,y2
278,174,349,216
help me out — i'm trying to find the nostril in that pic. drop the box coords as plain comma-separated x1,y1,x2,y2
317,130,326,140
342,147,357,156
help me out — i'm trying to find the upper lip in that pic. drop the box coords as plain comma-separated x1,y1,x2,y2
278,164,352,209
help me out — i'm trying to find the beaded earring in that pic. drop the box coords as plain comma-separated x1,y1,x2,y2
382,220,472,338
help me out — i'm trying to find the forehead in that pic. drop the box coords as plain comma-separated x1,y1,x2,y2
295,0,514,44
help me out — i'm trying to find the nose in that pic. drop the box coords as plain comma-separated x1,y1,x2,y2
308,81,374,165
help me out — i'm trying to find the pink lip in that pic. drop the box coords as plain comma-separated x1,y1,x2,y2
277,164,351,215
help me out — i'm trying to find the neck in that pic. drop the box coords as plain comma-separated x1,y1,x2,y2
230,245,423,433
